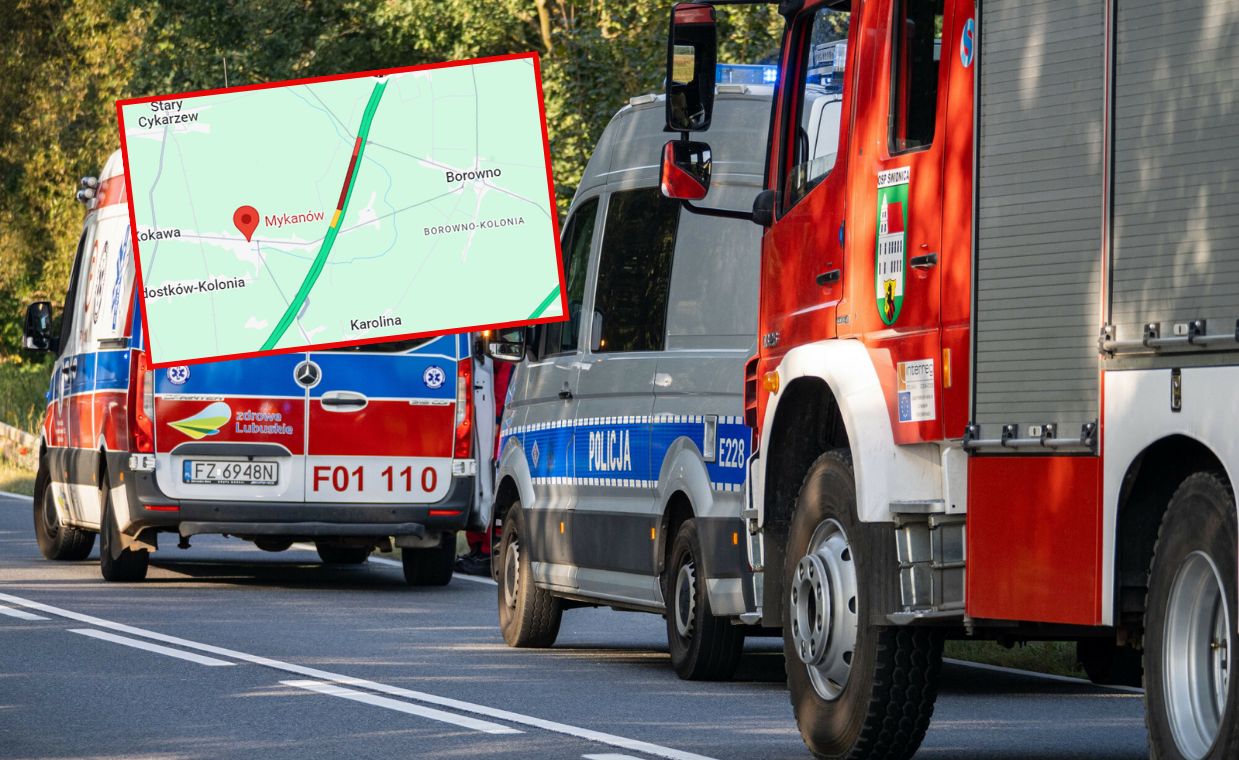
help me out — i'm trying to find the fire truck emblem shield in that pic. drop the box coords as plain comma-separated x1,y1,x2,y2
876,168,909,325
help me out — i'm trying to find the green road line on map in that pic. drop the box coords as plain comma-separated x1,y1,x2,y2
261,80,387,351
528,285,562,319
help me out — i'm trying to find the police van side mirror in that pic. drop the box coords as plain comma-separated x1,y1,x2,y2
22,301,56,352
665,3,718,132
660,140,712,201
484,328,526,363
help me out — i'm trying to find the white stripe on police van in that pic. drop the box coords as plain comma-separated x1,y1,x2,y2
283,680,521,734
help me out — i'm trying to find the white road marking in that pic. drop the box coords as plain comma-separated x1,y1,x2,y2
943,658,1144,695
0,604,49,621
0,592,717,760
0,491,33,500
70,628,235,666
584,755,647,760
283,679,521,734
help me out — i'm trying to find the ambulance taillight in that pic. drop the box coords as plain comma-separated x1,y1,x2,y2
128,351,155,454
454,357,473,459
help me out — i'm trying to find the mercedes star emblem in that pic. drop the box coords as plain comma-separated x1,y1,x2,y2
294,360,321,388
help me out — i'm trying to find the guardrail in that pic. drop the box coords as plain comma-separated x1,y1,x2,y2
0,420,37,471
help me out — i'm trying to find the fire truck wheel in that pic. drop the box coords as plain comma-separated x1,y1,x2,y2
32,466,95,561
497,502,561,647
1145,470,1238,760
315,543,370,564
99,475,149,583
784,450,941,760
665,519,744,680
402,532,454,586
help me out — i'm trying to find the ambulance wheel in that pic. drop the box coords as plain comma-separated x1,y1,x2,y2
315,543,370,564
254,538,293,553
497,502,561,647
784,450,941,760
32,467,94,561
665,519,744,680
1144,471,1239,760
402,533,454,586
99,475,148,582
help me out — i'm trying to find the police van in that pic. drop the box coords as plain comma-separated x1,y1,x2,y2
485,85,767,680
22,150,493,583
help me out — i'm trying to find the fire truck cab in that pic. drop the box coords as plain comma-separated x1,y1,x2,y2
23,150,493,585
661,1,1239,758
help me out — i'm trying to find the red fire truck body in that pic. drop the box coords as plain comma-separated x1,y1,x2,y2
661,0,1238,757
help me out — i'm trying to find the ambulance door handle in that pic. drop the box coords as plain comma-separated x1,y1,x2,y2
910,253,938,269
320,391,368,411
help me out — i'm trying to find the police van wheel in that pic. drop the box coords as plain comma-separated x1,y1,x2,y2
784,450,941,760
665,519,744,680
402,533,454,586
99,476,149,583
32,467,94,561
1144,471,1239,760
497,502,561,648
315,543,370,565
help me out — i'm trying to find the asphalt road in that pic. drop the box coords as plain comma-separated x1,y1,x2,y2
0,491,1149,759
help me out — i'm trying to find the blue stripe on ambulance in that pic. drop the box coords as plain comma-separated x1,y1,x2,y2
308,352,456,400
153,353,305,397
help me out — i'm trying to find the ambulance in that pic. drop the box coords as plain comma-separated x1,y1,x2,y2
484,84,767,680
22,150,492,583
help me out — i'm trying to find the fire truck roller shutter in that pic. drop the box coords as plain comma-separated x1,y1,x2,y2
1109,0,1239,361
972,0,1106,443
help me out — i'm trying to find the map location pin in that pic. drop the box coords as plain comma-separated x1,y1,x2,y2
233,205,259,242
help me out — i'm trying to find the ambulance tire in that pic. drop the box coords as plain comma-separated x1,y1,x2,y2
497,502,561,648
315,543,370,564
784,450,941,760
402,532,454,586
99,475,149,582
1144,471,1239,760
665,519,744,680
32,467,95,561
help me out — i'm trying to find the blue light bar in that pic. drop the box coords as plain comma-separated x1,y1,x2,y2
716,63,778,86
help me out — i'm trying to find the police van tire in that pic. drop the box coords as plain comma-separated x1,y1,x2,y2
315,543,370,564
99,476,149,583
784,450,941,760
498,502,561,648
665,519,744,681
402,532,455,586
1144,471,1239,760
32,467,95,561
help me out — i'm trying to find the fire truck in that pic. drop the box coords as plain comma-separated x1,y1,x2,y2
659,1,1238,758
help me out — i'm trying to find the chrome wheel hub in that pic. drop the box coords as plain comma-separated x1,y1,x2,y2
503,537,521,610
789,519,858,701
1164,550,1231,760
674,560,697,639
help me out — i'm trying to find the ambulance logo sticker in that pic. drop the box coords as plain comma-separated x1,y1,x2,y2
168,401,232,440
876,168,910,325
167,366,190,385
423,365,446,390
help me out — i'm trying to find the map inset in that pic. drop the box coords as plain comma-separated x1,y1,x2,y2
119,55,563,366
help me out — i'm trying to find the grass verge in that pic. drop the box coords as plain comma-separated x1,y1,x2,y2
0,359,50,434
945,640,1083,679
0,460,36,496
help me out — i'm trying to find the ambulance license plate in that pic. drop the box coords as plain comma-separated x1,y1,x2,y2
183,460,278,486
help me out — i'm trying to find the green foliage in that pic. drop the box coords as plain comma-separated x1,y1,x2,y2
0,359,53,434
0,0,783,360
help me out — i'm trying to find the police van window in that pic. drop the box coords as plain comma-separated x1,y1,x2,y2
592,189,678,353
785,6,850,209
889,0,943,154
542,196,598,356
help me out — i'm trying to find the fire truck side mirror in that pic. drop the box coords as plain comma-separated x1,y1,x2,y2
483,328,526,364
660,140,712,201
751,190,776,227
665,3,717,133
22,301,56,353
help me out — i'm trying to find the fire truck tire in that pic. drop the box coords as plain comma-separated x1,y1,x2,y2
784,450,941,760
99,476,149,582
402,532,454,586
32,467,95,561
315,543,370,564
1077,637,1143,688
665,519,744,680
497,502,561,647
1144,470,1238,760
